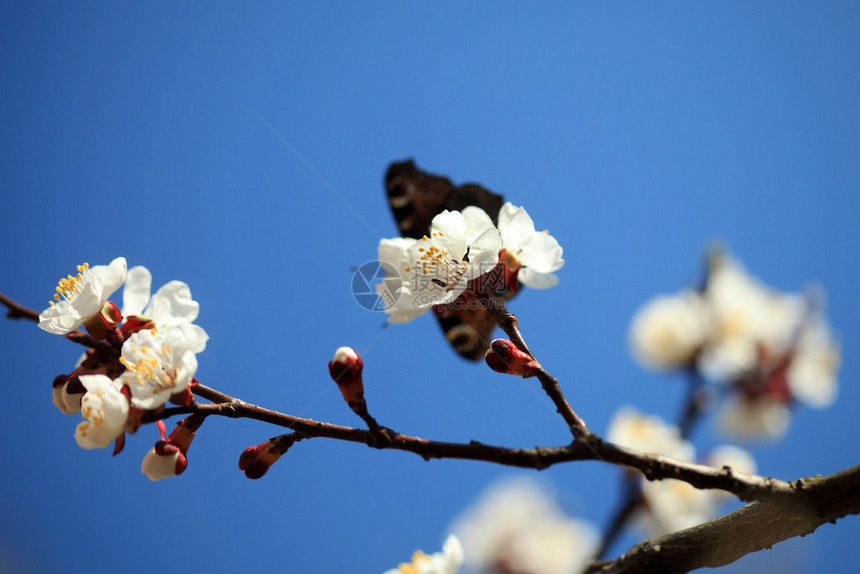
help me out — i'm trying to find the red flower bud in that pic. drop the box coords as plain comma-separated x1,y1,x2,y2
239,435,295,479
485,339,541,377
328,347,366,413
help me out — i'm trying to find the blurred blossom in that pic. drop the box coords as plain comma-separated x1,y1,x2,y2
698,256,803,381
638,443,756,535
786,318,840,408
607,407,757,535
449,477,598,574
607,406,694,462
628,251,841,440
719,396,791,441
383,535,463,574
628,291,710,370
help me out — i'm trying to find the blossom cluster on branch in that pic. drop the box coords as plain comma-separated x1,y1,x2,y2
1,188,854,574
38,257,208,477
629,251,839,440
376,202,564,323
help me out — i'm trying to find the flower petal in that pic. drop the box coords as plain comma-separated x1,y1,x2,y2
518,232,564,273
498,203,536,250
461,206,495,245
463,226,501,281
122,266,152,317
518,269,559,290
378,237,416,268
430,210,468,259
145,281,200,324
74,374,128,449
38,301,84,334
98,257,128,299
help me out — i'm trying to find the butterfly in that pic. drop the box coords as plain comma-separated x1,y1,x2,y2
385,159,521,360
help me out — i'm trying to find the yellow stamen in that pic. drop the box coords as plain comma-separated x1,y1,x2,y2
48,262,90,306
121,345,176,392
396,550,432,574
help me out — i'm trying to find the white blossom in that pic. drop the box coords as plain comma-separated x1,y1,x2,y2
376,237,427,323
449,477,598,574
607,406,694,462
628,291,710,370
121,265,208,353
787,318,840,409
74,374,129,449
639,444,756,534
119,327,199,409
697,257,804,382
38,257,127,335
141,444,185,481
387,209,500,314
383,535,464,574
719,396,791,441
498,203,564,289
53,379,85,415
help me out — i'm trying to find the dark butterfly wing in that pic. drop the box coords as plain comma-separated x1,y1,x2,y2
433,301,499,361
385,159,516,361
386,160,504,238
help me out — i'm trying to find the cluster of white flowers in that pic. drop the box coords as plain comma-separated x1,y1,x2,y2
628,253,840,440
607,407,756,534
377,203,564,323
449,476,598,574
38,257,208,478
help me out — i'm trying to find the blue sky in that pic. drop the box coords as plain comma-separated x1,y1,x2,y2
1,3,858,573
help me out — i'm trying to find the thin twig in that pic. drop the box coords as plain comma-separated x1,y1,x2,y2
185,384,796,502
490,299,590,440
0,291,40,321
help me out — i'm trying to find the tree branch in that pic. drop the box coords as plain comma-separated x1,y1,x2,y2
596,464,860,573
0,291,799,502
5,288,855,573
183,383,797,502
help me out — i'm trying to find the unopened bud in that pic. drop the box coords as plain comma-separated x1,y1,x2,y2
141,440,188,481
328,347,366,413
140,415,204,481
239,435,295,479
52,374,86,415
485,339,540,377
